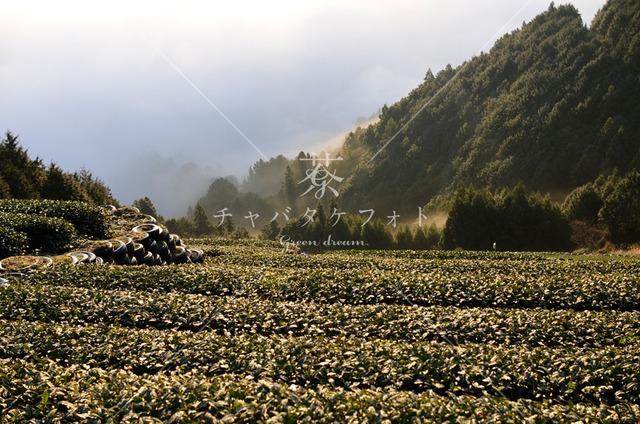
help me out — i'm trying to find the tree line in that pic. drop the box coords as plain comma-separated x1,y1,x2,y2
0,132,118,207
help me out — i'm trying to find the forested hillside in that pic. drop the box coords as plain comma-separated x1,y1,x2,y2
333,0,640,215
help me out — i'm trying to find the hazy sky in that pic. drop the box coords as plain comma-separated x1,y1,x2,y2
1,0,607,217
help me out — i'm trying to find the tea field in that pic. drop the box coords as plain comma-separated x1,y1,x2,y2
1,239,639,422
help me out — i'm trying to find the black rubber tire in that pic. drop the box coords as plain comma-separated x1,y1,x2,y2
167,234,177,252
147,239,158,254
68,251,96,264
132,224,162,241
188,248,204,264
140,214,157,224
85,241,113,260
123,237,134,256
132,231,150,249
142,251,154,266
157,241,170,260
172,246,189,264
0,256,53,273
110,239,127,261
115,254,131,266
132,243,146,261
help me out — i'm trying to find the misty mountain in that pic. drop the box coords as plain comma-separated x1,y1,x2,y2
194,0,640,224
326,0,640,216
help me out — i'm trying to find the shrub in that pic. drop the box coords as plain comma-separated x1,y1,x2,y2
0,199,108,238
0,211,77,254
0,226,29,259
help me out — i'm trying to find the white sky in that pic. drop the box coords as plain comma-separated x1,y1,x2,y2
0,0,608,216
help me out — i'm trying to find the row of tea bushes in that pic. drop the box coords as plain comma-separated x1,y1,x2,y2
1,319,639,405
3,356,637,422
1,282,639,348
0,199,108,239
0,199,108,259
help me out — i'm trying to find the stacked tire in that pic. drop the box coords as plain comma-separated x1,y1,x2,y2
0,206,204,272
69,222,204,267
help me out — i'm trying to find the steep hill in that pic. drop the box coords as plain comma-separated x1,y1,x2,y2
331,0,640,215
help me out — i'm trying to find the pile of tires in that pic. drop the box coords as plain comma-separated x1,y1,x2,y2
0,206,204,279
73,206,205,267
69,223,203,266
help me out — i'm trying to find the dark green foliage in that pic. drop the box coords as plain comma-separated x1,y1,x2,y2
0,212,76,255
164,217,196,237
0,176,10,199
310,203,329,246
331,1,640,216
193,203,213,236
0,132,119,206
0,226,28,258
442,186,497,250
394,225,414,249
592,0,640,70
243,155,291,197
72,167,119,207
133,196,160,220
562,183,604,223
0,199,108,239
282,165,298,216
0,199,110,258
259,220,281,241
413,224,441,250
599,171,640,244
196,177,274,229
0,131,46,199
42,163,88,202
361,218,394,249
443,184,572,251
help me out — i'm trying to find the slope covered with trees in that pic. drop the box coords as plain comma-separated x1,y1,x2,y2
332,0,640,215
193,0,639,250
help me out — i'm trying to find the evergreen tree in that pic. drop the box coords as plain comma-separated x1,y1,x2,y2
0,176,9,199
282,165,298,216
73,167,119,206
134,196,161,220
444,184,571,251
413,226,430,250
599,171,640,244
311,203,329,246
0,131,45,198
193,203,213,236
395,225,414,249
327,199,352,246
362,218,394,249
42,163,88,202
562,183,603,223
260,220,282,241
164,217,195,237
